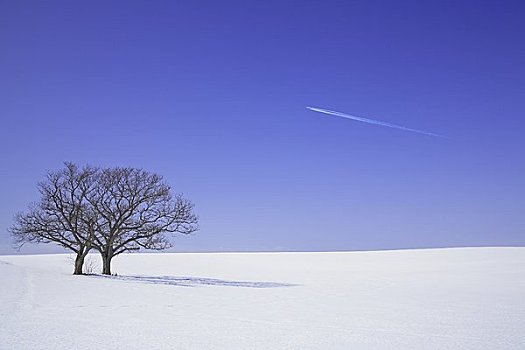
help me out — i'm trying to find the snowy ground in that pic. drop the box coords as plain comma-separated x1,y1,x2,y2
0,248,524,349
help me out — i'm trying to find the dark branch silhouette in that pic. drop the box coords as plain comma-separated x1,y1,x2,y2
86,167,198,275
10,162,98,274
10,163,198,275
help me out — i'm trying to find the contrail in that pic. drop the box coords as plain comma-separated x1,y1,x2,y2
306,106,445,138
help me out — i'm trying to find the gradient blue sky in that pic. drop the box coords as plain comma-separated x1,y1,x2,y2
1,1,524,254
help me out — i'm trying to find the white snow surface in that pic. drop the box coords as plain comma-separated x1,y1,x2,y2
1,247,524,349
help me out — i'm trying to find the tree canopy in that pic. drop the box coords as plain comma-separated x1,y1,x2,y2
10,163,198,275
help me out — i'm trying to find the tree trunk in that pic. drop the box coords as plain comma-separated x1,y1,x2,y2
102,252,113,275
73,248,88,275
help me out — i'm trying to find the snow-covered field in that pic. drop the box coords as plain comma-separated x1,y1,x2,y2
0,248,524,349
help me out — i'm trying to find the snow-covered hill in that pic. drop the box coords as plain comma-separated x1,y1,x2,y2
1,248,524,349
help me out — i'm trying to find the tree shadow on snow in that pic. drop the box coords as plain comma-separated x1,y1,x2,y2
94,274,297,288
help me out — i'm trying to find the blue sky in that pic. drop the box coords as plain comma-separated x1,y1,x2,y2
1,1,524,254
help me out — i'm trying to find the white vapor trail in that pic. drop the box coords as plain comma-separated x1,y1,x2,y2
306,106,445,138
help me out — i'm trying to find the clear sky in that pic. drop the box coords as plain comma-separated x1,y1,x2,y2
1,1,524,254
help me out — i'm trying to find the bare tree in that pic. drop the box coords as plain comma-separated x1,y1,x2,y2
10,163,99,274
87,167,198,275
10,163,198,275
